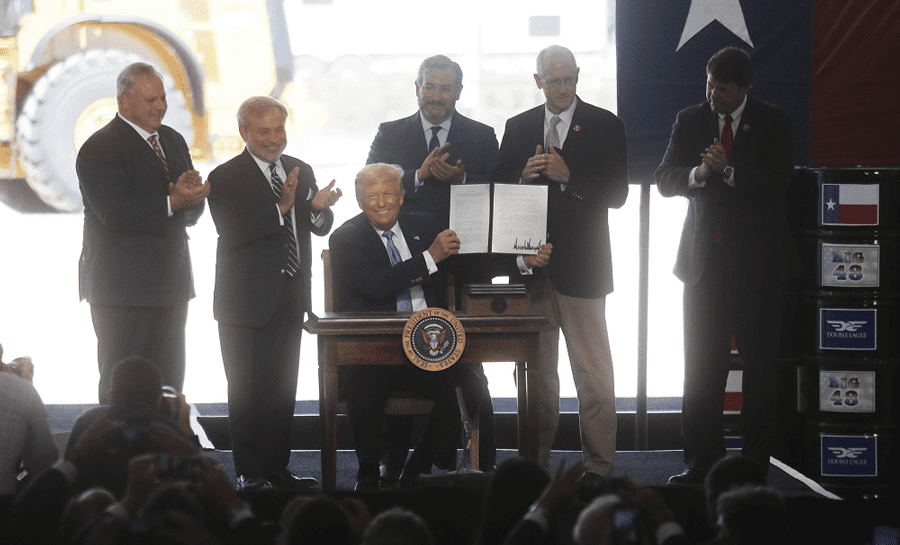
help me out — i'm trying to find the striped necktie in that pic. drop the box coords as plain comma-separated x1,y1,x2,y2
149,135,169,176
270,162,301,276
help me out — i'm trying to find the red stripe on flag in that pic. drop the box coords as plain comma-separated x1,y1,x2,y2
839,204,878,225
723,392,743,413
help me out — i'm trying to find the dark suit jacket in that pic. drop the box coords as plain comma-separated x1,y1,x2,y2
208,149,333,328
77,116,201,307
493,98,629,298
654,97,801,290
329,212,444,312
366,111,499,225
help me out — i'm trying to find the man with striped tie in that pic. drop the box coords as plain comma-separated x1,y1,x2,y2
208,96,341,491
77,62,209,402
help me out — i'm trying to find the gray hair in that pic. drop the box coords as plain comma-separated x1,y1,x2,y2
236,96,288,129
355,163,404,201
116,62,165,99
416,55,463,88
535,45,577,78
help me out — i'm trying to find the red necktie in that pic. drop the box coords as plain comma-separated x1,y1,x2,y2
714,115,733,246
721,115,733,154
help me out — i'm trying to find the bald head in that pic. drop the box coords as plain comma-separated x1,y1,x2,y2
534,45,579,114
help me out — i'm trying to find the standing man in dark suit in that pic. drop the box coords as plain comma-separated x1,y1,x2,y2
493,45,629,484
366,54,502,483
208,96,341,491
367,54,499,227
655,47,800,484
77,62,209,402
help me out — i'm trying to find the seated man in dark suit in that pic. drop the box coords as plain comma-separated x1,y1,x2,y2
329,163,485,491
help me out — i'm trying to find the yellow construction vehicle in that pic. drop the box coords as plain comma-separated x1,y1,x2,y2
1,0,297,211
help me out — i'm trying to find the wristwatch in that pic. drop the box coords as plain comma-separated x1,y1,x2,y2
723,164,734,178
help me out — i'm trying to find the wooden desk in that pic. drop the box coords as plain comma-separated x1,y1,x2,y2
305,311,553,490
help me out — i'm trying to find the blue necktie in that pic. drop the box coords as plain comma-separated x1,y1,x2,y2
383,231,413,312
428,126,441,152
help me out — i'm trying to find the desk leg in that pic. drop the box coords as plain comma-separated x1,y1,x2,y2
523,331,541,461
319,338,338,490
516,360,528,459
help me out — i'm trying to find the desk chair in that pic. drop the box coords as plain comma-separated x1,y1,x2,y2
321,249,480,472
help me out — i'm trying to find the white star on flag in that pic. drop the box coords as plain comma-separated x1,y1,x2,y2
677,0,754,51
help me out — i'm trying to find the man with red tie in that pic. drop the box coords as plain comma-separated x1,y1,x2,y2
655,47,800,484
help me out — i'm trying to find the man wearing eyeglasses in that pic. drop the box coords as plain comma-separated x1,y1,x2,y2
493,45,629,487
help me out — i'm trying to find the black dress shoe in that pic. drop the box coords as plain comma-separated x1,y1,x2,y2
379,463,403,489
266,468,318,490
355,474,380,491
667,468,706,485
236,474,273,491
398,453,432,488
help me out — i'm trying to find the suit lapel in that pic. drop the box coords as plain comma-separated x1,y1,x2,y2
729,99,755,160
358,214,391,267
398,215,425,254
115,117,169,181
241,149,279,203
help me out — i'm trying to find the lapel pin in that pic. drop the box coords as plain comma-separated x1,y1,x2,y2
573,125,581,132
742,124,749,131
414,236,420,240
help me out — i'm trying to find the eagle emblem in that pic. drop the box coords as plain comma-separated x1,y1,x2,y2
402,308,466,371
422,324,449,356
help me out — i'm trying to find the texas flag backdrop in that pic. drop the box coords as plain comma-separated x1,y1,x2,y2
617,0,900,182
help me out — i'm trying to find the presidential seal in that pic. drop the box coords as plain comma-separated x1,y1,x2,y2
402,308,466,371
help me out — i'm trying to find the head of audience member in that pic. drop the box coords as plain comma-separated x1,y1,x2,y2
476,457,551,545
117,62,168,132
715,485,789,545
534,45,579,115
361,507,434,545
60,487,120,545
279,495,360,545
573,478,686,545
71,358,198,496
356,163,405,231
7,356,35,381
705,47,753,116
106,356,164,408
415,55,463,125
237,95,289,164
704,455,766,524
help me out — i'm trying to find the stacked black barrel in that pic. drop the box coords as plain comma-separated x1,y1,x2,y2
793,167,898,497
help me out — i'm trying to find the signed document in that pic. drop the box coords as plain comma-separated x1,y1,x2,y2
449,184,548,254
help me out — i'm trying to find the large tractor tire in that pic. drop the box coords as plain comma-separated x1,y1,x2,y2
15,49,193,212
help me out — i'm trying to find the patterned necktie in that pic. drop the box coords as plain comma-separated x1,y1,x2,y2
721,114,733,155
270,162,300,277
545,115,561,151
148,135,169,176
382,231,413,312
428,126,441,152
